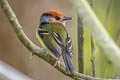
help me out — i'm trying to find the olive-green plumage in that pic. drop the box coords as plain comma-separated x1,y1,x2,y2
36,10,74,74
36,23,74,73
41,23,67,45
36,23,67,56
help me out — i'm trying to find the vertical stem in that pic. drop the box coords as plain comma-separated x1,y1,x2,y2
90,36,95,77
90,0,94,8
89,0,96,77
77,14,84,73
104,0,113,28
114,27,120,41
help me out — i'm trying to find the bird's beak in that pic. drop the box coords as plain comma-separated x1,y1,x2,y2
63,16,73,21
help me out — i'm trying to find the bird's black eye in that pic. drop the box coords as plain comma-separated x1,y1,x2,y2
55,16,60,20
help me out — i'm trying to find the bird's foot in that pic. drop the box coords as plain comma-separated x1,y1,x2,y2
41,48,49,56
41,48,47,52
53,57,61,67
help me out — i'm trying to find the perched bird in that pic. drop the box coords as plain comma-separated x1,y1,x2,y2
36,10,74,74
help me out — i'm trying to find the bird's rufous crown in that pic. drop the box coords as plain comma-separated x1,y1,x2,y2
44,10,64,18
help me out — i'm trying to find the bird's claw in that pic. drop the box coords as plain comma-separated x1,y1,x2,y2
53,57,61,67
53,60,59,67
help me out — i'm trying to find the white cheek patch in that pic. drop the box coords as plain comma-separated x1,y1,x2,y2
62,21,66,26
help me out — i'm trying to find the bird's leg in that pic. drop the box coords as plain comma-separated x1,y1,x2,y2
53,56,61,67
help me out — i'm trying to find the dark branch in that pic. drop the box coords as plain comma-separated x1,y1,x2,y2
77,14,84,73
89,0,96,77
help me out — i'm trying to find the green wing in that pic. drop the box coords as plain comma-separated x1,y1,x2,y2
36,23,74,73
36,23,67,57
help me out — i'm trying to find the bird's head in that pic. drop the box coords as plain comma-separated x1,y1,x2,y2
40,10,72,25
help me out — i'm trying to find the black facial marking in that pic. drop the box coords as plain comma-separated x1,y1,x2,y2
55,16,61,20
42,13,52,16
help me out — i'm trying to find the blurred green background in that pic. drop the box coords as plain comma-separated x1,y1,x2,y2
0,0,120,80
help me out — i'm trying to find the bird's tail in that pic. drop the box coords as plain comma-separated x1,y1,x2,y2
62,50,74,74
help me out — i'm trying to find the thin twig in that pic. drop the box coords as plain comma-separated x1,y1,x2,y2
90,36,95,77
114,27,120,41
104,0,113,28
90,0,94,8
77,14,84,73
89,0,96,77
0,0,107,80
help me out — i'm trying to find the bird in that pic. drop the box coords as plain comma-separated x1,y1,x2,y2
36,10,74,74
